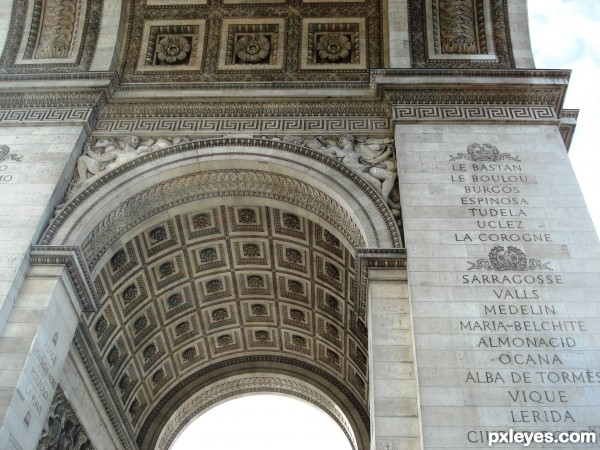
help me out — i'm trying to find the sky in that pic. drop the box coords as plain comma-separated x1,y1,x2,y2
171,395,352,450
528,0,600,237
172,3,600,449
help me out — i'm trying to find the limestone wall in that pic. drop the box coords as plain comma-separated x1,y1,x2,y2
396,123,600,449
0,126,85,333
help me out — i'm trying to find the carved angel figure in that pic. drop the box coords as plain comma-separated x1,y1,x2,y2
307,134,400,209
73,136,189,190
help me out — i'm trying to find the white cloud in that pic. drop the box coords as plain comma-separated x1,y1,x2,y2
529,0,600,66
529,0,600,235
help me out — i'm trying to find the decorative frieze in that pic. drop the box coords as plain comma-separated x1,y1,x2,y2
93,117,391,135
392,105,557,122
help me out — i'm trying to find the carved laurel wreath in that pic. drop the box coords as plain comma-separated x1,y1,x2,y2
450,143,520,162
467,246,553,271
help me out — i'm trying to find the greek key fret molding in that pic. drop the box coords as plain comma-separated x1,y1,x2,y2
99,101,389,119
156,375,358,450
0,107,96,126
93,117,391,136
392,105,557,123
0,91,109,128
93,100,391,135
30,246,98,312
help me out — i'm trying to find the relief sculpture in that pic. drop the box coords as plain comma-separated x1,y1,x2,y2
72,136,189,191
303,134,401,213
438,0,479,54
34,0,80,59
37,386,94,450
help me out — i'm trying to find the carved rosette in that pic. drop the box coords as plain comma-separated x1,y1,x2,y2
316,33,352,62
235,34,271,63
156,36,191,64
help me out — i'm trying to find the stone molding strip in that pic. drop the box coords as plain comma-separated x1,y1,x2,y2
98,100,390,119
30,245,98,312
559,109,579,152
155,374,358,450
0,90,111,131
73,327,138,450
355,248,407,319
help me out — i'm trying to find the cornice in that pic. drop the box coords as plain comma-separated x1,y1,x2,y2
355,248,407,318
371,68,572,81
374,69,570,119
0,73,118,130
29,246,98,312
559,109,579,152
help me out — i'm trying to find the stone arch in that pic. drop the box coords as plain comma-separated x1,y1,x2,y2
151,373,359,450
39,138,401,450
42,137,401,251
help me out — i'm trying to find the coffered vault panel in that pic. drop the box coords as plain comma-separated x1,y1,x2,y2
87,205,368,437
120,0,384,83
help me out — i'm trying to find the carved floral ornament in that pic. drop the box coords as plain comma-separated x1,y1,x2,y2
235,34,271,63
316,33,352,62
156,36,191,63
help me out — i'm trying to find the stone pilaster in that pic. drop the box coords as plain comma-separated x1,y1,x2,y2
0,264,82,449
